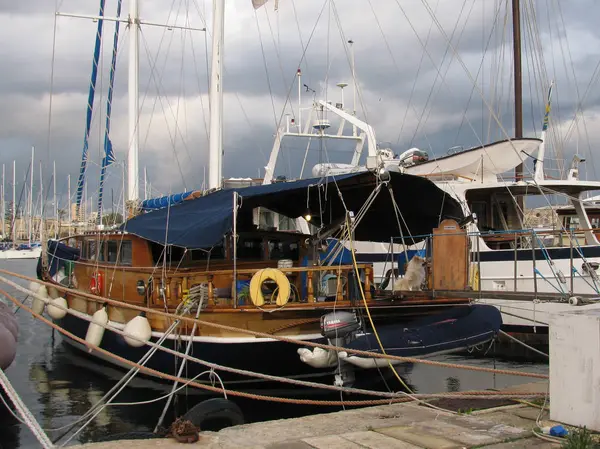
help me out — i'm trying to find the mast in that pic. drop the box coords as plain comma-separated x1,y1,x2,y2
127,0,140,204
39,163,43,243
68,174,71,225
11,161,15,243
28,146,34,245
349,39,357,136
512,0,523,180
53,161,57,237
208,0,225,190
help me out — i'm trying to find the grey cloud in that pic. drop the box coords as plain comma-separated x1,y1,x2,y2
0,0,599,210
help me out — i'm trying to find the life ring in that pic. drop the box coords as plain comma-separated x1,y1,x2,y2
249,268,290,307
182,398,244,431
89,272,103,295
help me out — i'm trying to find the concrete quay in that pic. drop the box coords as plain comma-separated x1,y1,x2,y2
77,389,560,448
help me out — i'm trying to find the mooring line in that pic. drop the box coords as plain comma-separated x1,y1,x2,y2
0,287,546,407
0,271,549,380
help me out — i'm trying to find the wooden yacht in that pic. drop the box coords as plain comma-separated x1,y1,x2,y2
38,171,500,392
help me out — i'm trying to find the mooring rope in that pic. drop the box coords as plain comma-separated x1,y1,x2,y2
0,368,54,448
0,287,546,408
0,270,548,380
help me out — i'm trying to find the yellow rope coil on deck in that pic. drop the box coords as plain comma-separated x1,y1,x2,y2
249,268,290,307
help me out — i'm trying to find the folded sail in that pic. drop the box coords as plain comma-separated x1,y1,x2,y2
97,0,122,224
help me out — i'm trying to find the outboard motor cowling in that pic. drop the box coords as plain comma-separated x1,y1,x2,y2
320,311,360,345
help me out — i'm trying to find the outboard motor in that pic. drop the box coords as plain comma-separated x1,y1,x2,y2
321,311,361,345
320,311,361,387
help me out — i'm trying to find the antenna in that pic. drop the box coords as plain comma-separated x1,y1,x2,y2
336,82,348,110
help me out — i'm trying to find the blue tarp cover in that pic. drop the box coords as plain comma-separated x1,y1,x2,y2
122,172,463,249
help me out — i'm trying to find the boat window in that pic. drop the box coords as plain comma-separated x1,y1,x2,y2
87,240,97,260
77,240,85,258
268,239,299,260
237,238,264,259
121,241,132,265
566,216,580,230
470,202,488,229
107,241,119,263
97,241,106,262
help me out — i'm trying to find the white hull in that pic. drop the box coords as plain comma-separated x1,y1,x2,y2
359,243,600,330
0,247,42,260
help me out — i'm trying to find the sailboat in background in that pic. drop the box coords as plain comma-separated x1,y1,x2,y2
0,148,42,260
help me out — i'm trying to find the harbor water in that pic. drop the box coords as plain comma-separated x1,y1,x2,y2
0,260,548,449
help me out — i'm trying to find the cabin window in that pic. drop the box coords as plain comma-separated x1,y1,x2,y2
76,239,84,258
107,241,119,262
87,240,97,260
565,216,580,230
470,201,488,229
121,241,132,265
268,240,299,260
99,242,107,262
237,238,264,259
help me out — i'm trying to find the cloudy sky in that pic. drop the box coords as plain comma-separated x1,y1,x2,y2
0,0,599,215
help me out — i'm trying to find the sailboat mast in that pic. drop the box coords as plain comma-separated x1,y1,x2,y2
28,146,34,245
512,0,523,179
11,161,15,243
127,0,140,205
53,161,57,237
39,163,43,243
68,174,71,225
208,0,225,190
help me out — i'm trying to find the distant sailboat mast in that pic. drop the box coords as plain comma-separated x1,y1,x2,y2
1,164,4,239
11,161,15,243
28,146,34,246
53,161,57,237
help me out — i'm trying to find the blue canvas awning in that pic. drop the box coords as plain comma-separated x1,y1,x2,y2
121,171,463,249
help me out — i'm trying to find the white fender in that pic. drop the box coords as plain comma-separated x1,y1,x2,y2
31,285,49,315
123,314,152,347
297,347,338,368
85,306,108,349
36,284,49,299
338,351,395,369
47,297,68,320
47,286,60,299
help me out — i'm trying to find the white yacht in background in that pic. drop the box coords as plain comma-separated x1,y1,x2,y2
262,77,600,334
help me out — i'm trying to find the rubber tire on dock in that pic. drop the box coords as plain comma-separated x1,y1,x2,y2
183,398,244,431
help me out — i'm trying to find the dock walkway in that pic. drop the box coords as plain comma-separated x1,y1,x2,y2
78,392,560,448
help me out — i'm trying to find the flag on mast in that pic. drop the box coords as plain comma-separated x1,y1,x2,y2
252,0,279,10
